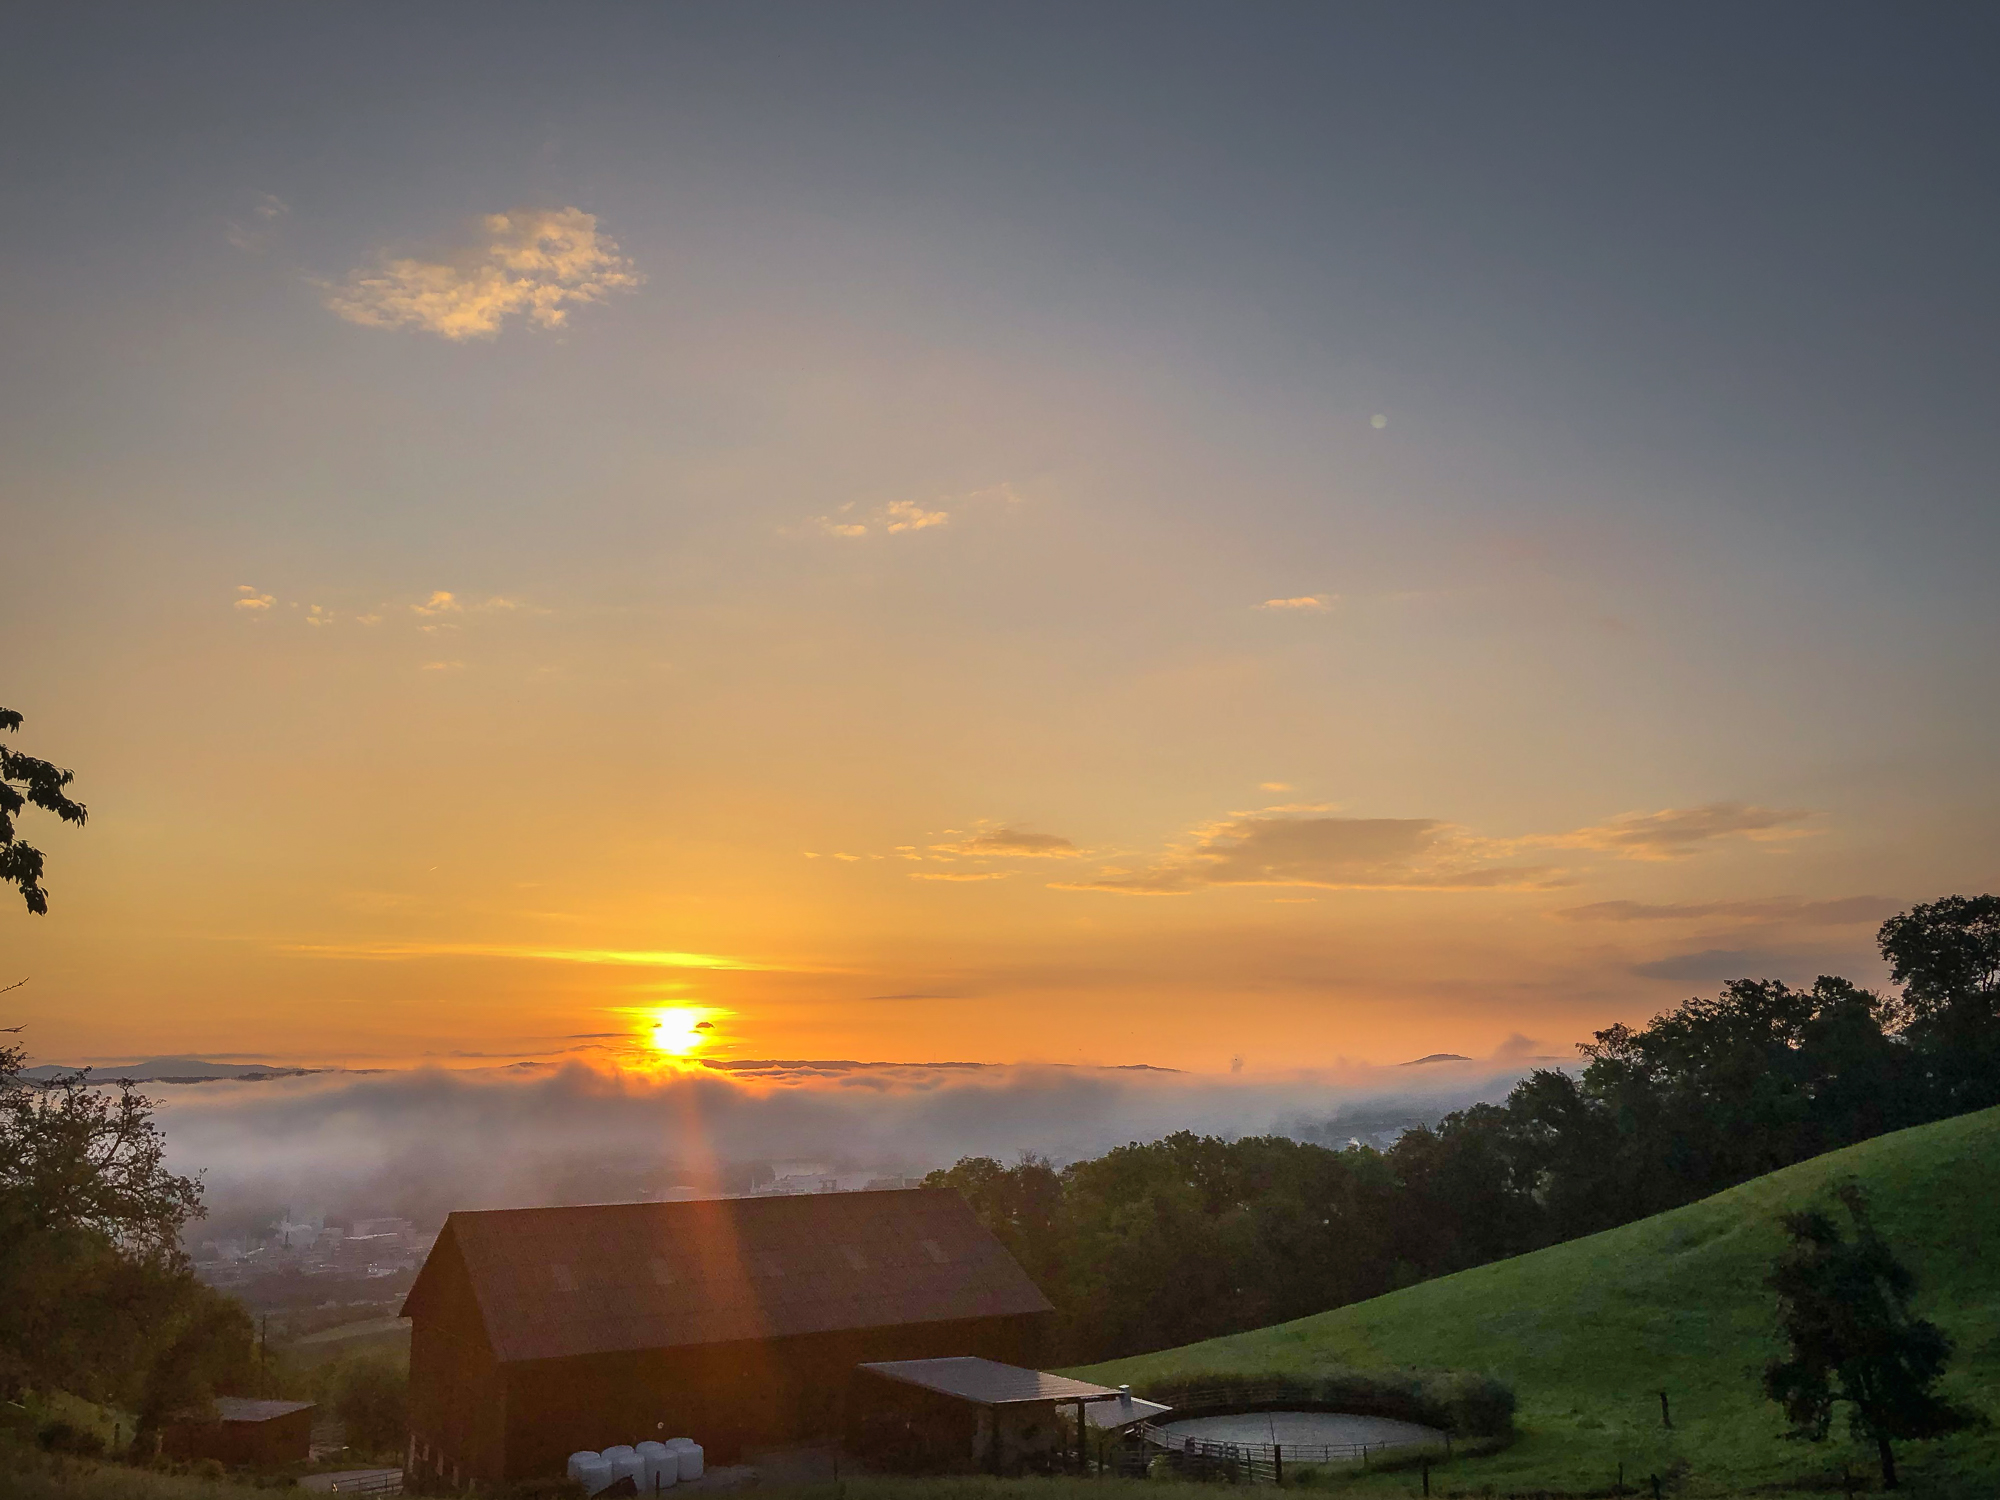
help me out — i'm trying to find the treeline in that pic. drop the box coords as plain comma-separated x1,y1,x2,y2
0,1043,259,1446
928,894,2000,1364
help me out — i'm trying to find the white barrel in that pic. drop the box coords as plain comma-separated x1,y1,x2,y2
568,1452,600,1483
675,1443,703,1482
636,1441,676,1491
576,1456,615,1496
605,1447,645,1489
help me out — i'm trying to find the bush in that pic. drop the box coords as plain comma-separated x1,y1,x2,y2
36,1420,105,1457
1134,1365,1516,1438
501,1480,588,1500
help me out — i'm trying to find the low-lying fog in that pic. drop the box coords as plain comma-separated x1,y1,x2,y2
147,1050,1562,1237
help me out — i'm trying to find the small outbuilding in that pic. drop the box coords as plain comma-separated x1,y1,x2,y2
161,1397,315,1467
847,1357,1147,1475
403,1188,1053,1486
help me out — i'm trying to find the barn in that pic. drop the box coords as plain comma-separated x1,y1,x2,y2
401,1189,1053,1487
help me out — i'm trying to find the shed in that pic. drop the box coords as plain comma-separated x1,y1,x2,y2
162,1398,315,1467
848,1357,1139,1474
402,1189,1053,1486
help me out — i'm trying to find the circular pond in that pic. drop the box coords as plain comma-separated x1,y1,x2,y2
1154,1411,1443,1452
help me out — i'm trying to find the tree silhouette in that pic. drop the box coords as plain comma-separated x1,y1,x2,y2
0,708,87,915
1764,1183,1971,1490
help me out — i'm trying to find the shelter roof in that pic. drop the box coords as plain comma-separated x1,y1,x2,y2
857,1356,1122,1407
208,1399,314,1424
405,1188,1053,1365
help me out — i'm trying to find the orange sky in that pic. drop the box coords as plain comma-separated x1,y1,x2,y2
7,12,1999,1073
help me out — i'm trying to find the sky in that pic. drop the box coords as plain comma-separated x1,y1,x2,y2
3,2,1997,1076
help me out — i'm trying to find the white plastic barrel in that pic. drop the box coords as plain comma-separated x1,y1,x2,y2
604,1446,645,1490
575,1456,614,1496
636,1440,676,1491
674,1442,703,1482
568,1451,600,1483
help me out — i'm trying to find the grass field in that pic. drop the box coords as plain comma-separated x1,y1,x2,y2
1073,1104,2000,1497
8,1110,1994,1500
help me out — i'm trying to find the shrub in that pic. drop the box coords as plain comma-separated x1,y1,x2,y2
36,1420,105,1457
1133,1365,1515,1438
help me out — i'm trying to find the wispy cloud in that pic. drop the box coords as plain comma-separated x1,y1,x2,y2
807,484,1022,539
226,193,289,252
911,870,1012,882
1257,595,1335,612
1056,815,1564,896
233,587,273,611
1053,799,1814,898
929,827,1081,860
324,207,641,340
275,941,779,970
1541,803,1814,860
1554,895,1893,926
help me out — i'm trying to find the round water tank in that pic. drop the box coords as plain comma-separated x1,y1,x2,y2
568,1451,600,1483
675,1442,704,1482
575,1455,615,1496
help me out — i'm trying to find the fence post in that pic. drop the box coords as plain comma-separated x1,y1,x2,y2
1659,1390,1671,1429
1422,1457,1431,1497
1273,1444,1282,1487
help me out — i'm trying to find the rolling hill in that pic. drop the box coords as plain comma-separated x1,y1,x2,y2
1076,1105,2000,1497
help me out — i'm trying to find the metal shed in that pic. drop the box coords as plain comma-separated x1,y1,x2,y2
848,1357,1149,1475
402,1189,1053,1487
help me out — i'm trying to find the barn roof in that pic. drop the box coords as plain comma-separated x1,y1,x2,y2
404,1188,1053,1365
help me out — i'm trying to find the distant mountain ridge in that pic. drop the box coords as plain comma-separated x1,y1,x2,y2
17,1057,322,1083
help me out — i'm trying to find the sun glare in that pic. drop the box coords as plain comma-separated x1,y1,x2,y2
645,1006,719,1059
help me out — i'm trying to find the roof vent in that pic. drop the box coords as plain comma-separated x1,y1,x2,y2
918,1238,949,1264
649,1257,675,1287
839,1245,869,1271
551,1263,578,1292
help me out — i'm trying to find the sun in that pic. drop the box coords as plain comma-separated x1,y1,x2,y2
644,1006,719,1058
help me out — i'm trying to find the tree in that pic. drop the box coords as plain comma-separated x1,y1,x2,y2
0,1043,242,1417
1878,895,2000,1113
1763,1183,1972,1490
0,707,88,914
332,1357,409,1456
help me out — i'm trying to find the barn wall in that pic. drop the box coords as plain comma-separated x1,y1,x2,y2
406,1233,510,1485
499,1311,1046,1481
161,1409,311,1468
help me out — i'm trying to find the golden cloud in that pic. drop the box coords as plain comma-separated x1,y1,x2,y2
324,207,641,340
1541,803,1814,861
929,827,1081,859
1055,814,1565,895
1256,595,1334,612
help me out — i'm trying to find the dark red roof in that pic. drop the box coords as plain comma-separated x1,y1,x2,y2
404,1188,1053,1364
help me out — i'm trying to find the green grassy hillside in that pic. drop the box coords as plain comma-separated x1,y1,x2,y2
1075,1105,2000,1496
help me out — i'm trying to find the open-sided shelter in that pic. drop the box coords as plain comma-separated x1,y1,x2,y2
402,1189,1053,1486
848,1357,1141,1475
